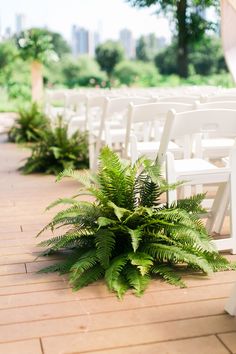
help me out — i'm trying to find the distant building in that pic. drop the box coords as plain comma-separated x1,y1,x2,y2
119,28,135,59
71,26,99,57
15,13,26,34
4,26,12,39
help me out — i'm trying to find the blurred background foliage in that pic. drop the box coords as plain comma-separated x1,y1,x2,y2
0,24,234,112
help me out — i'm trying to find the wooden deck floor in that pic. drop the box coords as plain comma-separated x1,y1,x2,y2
0,136,236,354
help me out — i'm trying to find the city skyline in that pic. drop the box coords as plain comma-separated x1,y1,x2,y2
0,0,172,42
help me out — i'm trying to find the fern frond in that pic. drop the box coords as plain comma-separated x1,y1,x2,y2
46,198,79,211
151,264,186,287
70,249,98,281
105,254,128,290
125,266,150,296
177,193,206,214
127,228,142,252
95,229,116,268
108,275,129,299
143,243,213,274
128,252,153,275
71,265,104,291
57,168,92,188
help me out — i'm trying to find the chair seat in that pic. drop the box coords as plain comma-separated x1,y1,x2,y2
201,138,235,158
174,158,230,184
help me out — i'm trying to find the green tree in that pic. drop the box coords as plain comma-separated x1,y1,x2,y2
136,36,150,61
95,40,124,79
0,40,18,85
127,0,219,77
39,29,71,58
16,28,56,102
62,55,107,88
155,35,227,76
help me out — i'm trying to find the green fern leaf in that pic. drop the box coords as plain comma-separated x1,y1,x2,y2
151,264,186,287
97,217,115,229
105,254,128,290
71,265,104,291
70,249,98,281
108,275,129,299
126,266,150,296
46,198,79,211
127,228,142,252
128,252,153,275
144,243,213,275
95,229,116,268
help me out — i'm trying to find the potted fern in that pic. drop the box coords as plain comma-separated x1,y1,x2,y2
8,102,49,143
38,147,233,298
22,117,89,175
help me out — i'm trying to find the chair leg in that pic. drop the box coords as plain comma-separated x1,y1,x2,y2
166,152,177,207
211,183,229,234
229,150,236,254
205,182,228,233
225,283,236,316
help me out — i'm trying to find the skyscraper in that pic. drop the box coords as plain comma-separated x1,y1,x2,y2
15,14,26,34
71,26,99,57
119,28,135,59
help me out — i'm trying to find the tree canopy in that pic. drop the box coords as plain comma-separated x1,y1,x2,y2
95,40,124,77
127,0,219,77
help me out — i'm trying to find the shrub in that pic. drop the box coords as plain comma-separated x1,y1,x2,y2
8,102,49,143
37,147,233,298
22,117,89,175
114,61,160,87
62,55,107,88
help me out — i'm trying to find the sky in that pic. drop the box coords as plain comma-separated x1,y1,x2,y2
0,0,172,42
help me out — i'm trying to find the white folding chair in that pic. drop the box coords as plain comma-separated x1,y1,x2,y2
66,93,88,136
45,90,67,122
86,96,107,170
194,101,236,159
202,95,236,103
123,102,193,164
92,96,152,170
158,95,200,104
157,108,236,254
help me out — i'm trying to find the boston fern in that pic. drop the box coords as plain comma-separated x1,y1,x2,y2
8,102,49,143
38,147,233,298
22,117,89,175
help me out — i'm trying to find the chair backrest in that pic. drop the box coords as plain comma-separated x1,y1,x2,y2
158,108,236,164
98,96,152,140
66,93,87,107
202,95,236,103
159,96,199,104
104,96,152,117
86,96,107,131
124,102,193,157
195,101,236,110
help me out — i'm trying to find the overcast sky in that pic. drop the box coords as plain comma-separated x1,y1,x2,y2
0,0,172,42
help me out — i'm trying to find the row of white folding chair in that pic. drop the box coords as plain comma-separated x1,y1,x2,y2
128,100,236,164
91,96,153,170
202,94,236,103
156,108,236,254
122,102,193,164
126,102,236,242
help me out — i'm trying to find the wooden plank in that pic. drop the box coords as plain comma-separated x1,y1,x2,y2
0,297,226,327
80,335,229,354
41,315,236,354
218,332,236,352
0,264,26,276
0,282,234,310
0,339,42,354
0,304,232,343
